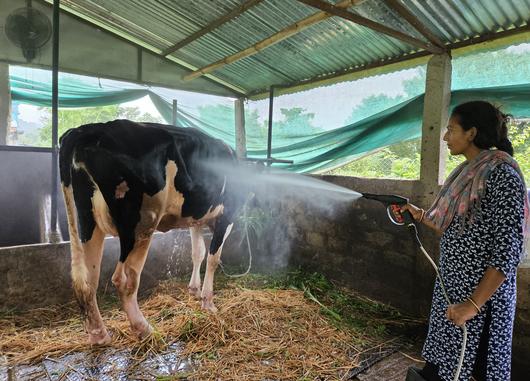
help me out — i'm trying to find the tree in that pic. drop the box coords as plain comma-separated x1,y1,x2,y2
195,104,324,148
345,94,405,125
274,107,322,138
33,105,162,147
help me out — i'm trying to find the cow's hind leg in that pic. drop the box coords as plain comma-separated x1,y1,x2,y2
201,217,234,312
188,226,205,299
63,184,110,345
112,236,153,340
79,227,108,344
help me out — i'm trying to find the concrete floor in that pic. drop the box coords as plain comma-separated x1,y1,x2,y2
354,351,424,381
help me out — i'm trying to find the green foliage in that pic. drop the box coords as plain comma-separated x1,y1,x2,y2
326,139,423,179
332,47,530,180
510,120,530,182
224,270,421,338
25,105,163,147
274,107,322,137
452,48,530,89
327,120,530,181
345,68,426,125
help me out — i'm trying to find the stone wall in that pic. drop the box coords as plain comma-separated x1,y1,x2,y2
0,230,194,310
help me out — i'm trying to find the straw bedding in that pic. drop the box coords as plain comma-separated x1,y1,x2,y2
0,279,402,380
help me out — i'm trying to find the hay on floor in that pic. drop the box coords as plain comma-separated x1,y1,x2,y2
0,279,399,380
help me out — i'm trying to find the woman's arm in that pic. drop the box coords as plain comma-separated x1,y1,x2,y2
447,267,506,326
470,267,506,307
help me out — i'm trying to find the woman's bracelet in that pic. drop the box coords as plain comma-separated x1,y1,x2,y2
418,208,426,223
467,296,481,313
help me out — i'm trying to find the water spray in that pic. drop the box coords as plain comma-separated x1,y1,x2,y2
362,193,467,381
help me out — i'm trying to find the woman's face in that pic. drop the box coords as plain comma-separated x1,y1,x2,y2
443,115,477,156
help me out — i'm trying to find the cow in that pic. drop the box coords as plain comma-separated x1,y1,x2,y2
59,119,241,345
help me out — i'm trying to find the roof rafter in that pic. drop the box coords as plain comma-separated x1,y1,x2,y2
40,0,247,95
297,0,445,54
182,0,359,82
385,0,447,50
161,0,265,56
248,23,530,100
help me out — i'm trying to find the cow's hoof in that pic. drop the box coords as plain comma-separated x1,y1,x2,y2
88,329,111,346
201,298,218,313
132,322,153,341
188,286,202,300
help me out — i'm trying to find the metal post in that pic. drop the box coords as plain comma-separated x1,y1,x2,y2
0,63,10,146
234,97,246,159
172,99,178,126
50,0,60,243
266,86,274,166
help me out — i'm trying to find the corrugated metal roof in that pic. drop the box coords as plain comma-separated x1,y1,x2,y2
44,0,530,97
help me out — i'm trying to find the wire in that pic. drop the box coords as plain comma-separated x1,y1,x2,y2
219,195,253,278
407,223,467,381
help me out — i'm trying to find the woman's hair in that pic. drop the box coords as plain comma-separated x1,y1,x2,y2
451,101,514,156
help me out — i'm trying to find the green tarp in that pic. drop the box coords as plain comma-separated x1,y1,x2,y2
9,74,530,173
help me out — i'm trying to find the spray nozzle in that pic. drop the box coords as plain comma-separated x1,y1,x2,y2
362,193,415,225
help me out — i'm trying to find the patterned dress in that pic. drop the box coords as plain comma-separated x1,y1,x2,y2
422,163,527,381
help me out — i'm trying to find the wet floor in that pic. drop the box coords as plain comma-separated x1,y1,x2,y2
1,343,421,380
1,343,194,381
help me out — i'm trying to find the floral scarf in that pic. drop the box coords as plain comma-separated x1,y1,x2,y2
426,149,530,244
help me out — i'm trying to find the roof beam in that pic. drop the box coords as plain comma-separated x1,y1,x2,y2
39,0,247,95
182,0,359,82
161,0,264,56
296,0,444,54
385,0,446,50
248,23,530,100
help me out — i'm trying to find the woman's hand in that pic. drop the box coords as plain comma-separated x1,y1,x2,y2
400,203,424,222
446,301,478,327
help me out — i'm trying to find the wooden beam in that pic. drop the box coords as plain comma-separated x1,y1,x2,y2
297,0,444,54
183,0,358,82
248,50,432,99
162,0,264,56
39,0,247,96
248,23,530,100
385,0,446,50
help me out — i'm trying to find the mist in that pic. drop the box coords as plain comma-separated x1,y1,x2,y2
203,159,362,273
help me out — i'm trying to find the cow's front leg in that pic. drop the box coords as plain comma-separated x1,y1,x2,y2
201,221,233,312
112,236,153,340
188,226,205,300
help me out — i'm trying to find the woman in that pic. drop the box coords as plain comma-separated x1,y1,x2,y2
402,101,529,381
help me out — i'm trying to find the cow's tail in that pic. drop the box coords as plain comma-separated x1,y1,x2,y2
59,129,91,300
62,183,91,299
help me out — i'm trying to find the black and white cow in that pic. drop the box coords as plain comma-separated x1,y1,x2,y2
59,119,241,345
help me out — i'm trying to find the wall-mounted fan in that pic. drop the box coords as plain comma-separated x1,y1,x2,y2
5,5,52,62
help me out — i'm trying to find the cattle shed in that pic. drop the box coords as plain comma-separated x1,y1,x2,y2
1,0,530,380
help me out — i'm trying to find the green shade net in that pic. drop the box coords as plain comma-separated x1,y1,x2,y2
9,74,530,173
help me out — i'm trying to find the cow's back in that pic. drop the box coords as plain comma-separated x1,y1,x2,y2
59,120,237,252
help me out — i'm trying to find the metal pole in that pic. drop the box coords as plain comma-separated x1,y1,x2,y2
172,99,178,126
50,0,60,242
266,86,274,166
234,97,246,159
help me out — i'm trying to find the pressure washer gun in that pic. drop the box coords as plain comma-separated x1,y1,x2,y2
361,193,415,226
